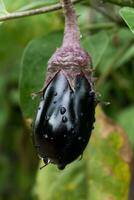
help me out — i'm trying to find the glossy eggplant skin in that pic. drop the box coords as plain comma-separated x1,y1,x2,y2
33,71,95,169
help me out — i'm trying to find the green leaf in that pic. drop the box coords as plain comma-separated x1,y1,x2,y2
97,28,134,78
0,0,8,24
18,0,58,11
33,107,132,200
82,31,110,68
120,7,134,34
116,44,134,68
0,0,8,15
117,106,134,147
19,32,62,118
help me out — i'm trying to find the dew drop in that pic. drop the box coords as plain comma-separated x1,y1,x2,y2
60,107,66,115
89,90,95,97
71,128,75,134
62,116,68,123
43,134,48,139
64,134,67,138
50,137,54,140
78,136,82,140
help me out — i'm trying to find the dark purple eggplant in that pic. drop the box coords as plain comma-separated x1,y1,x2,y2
33,71,96,169
32,0,97,169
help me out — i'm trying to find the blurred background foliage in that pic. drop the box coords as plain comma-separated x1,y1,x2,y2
0,0,134,200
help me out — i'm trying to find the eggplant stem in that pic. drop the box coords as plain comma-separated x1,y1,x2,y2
61,0,80,48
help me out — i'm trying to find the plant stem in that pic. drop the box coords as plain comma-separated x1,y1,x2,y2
0,0,79,22
62,0,80,48
0,0,133,23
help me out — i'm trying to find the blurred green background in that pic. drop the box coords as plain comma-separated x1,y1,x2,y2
0,0,134,200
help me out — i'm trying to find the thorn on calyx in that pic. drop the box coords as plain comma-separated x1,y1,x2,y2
31,90,43,100
79,154,83,161
40,164,47,170
40,158,51,170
